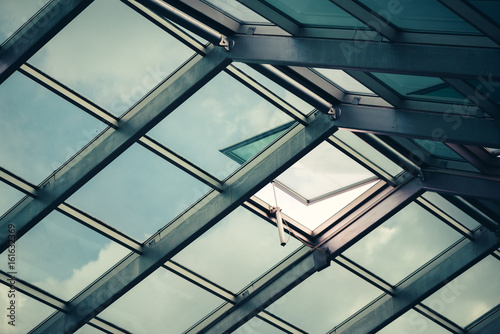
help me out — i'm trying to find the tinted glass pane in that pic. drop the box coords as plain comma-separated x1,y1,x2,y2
262,0,367,28
377,309,451,334
0,211,129,300
99,268,223,333
358,0,480,33
411,139,465,161
468,78,500,105
174,207,301,292
29,0,195,116
314,68,375,94
203,0,269,23
68,144,210,242
0,285,55,334
235,319,286,334
74,325,106,334
266,262,382,333
148,72,293,180
0,0,50,45
276,142,375,200
469,0,500,25
343,202,463,285
0,181,25,217
372,73,467,103
0,72,105,184
422,256,500,327
422,192,480,230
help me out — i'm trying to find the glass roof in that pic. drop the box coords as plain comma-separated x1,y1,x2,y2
0,0,499,332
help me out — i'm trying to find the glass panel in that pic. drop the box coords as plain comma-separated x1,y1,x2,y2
74,325,106,334
371,73,468,103
276,142,375,200
358,0,480,34
313,68,375,95
262,0,367,28
0,0,50,45
29,0,195,116
0,285,55,334
411,139,465,161
266,262,382,333
203,0,269,23
467,79,500,105
235,319,286,334
233,63,315,114
148,72,293,180
256,181,377,231
0,72,106,184
334,130,405,177
422,255,500,327
99,267,223,334
469,0,500,26
173,207,301,292
68,144,210,242
377,309,451,334
0,181,25,217
343,202,463,285
0,211,129,301
422,192,480,231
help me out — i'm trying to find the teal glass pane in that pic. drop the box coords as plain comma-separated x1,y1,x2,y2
0,0,50,45
358,0,480,34
276,142,375,200
377,309,451,334
468,79,500,105
99,268,223,333
68,144,211,242
411,139,465,161
0,211,129,300
343,202,463,285
256,181,377,231
314,68,375,95
266,262,382,333
203,0,269,23
469,0,500,25
29,0,195,116
173,207,301,292
262,0,367,28
422,255,500,327
148,72,294,180
422,192,481,231
0,181,25,217
236,319,286,334
0,72,105,184
0,285,55,334
372,73,468,103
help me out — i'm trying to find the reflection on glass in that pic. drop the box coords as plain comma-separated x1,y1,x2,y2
422,256,500,327
0,0,49,45
314,68,374,95
256,181,376,231
377,309,451,334
0,181,25,218
358,0,479,34
372,73,467,103
68,144,210,242
0,211,129,301
411,139,465,161
266,262,382,333
276,142,375,200
0,285,55,334
203,0,269,23
99,267,223,333
343,202,462,285
233,63,315,114
29,0,195,116
174,207,301,292
0,72,105,184
469,0,500,26
262,0,367,28
422,192,480,231
148,72,293,180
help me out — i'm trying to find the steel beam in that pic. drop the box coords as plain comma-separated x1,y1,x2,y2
332,104,500,148
0,47,231,253
31,111,338,333
229,35,500,80
335,227,500,334
0,0,93,85
444,79,500,119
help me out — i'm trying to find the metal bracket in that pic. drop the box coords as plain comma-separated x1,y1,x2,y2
327,106,341,120
219,36,234,51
